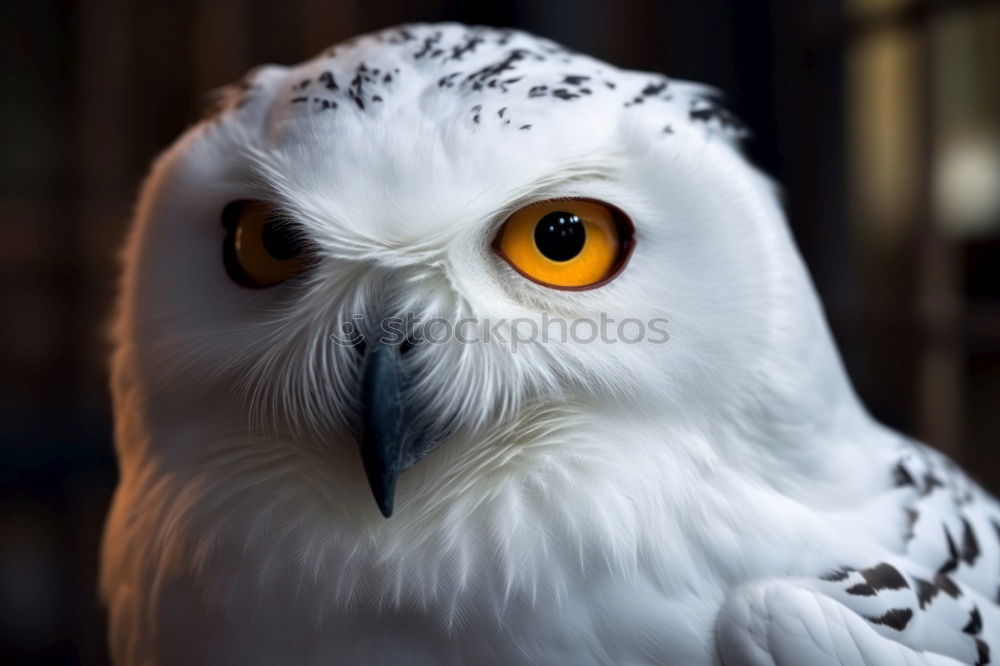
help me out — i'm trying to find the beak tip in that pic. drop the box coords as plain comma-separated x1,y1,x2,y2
364,468,397,518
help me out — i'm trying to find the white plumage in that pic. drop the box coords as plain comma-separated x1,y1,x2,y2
101,23,1000,665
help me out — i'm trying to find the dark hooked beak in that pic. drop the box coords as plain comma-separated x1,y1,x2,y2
358,338,434,518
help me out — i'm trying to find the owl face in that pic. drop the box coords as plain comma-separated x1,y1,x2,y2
119,24,809,519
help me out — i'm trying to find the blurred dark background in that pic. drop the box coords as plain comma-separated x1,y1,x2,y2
1,0,997,663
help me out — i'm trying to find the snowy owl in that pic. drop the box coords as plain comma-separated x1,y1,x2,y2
101,23,1000,665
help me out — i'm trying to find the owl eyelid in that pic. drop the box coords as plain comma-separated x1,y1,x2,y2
221,199,298,229
491,197,636,291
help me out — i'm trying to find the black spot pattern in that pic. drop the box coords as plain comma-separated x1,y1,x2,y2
204,24,747,148
843,562,910,597
965,607,984,635
318,71,339,90
941,526,961,574
815,439,1000,662
624,78,672,107
935,571,962,598
464,48,539,92
413,31,443,59
904,507,918,542
924,472,947,494
438,72,461,88
348,62,376,110
860,563,910,591
914,577,939,609
962,517,982,565
977,639,991,665
865,608,914,631
846,582,876,596
450,34,484,61
894,462,918,488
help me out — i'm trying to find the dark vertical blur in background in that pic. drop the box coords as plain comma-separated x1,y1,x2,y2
0,0,997,663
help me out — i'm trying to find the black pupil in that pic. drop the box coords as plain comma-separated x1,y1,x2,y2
261,218,303,261
533,211,586,261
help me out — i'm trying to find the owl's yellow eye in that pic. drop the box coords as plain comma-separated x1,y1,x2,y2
222,200,310,288
494,199,634,289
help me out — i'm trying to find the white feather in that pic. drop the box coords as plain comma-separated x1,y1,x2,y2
102,23,1000,665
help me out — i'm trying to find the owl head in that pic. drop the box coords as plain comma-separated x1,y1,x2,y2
114,23,861,529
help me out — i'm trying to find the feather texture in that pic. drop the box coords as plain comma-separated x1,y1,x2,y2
102,23,999,665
